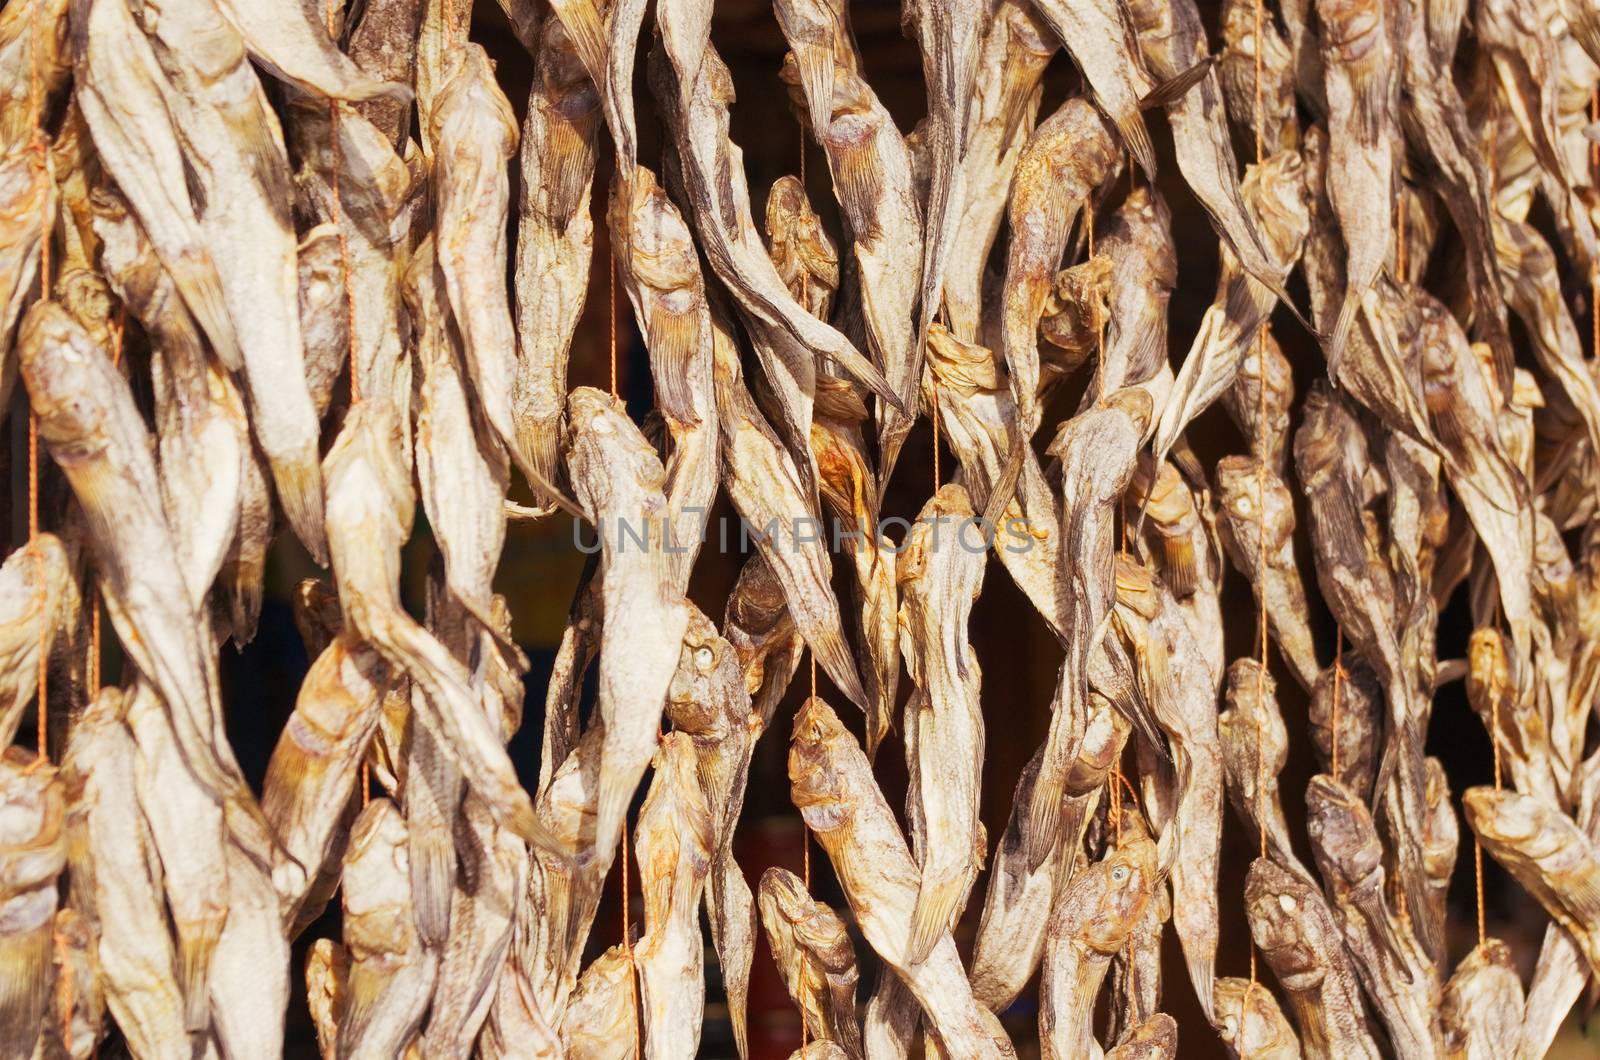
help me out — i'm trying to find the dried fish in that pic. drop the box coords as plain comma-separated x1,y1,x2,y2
0,746,65,1060
563,945,638,1060
1219,660,1317,886
1441,938,1523,1060
759,868,862,1057
1026,0,1158,176
1213,977,1302,1060
0,534,72,749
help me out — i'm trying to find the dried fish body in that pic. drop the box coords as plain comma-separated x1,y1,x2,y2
1038,830,1159,1060
61,688,188,1060
1077,188,1176,405
634,733,714,1059
1002,98,1121,435
897,484,988,961
775,2,922,480
1213,977,1301,1059
1316,0,1397,365
1419,756,1458,955
1304,774,1441,1057
0,746,65,1060
789,698,1014,1058
338,799,437,1058
71,0,240,369
765,175,839,318
1106,809,1167,1044
1465,786,1600,978
323,403,545,848
1307,658,1380,795
1441,938,1523,1060
925,323,1069,638
758,868,862,1056
1219,0,1298,154
139,0,329,563
566,386,691,862
1026,0,1158,176
514,9,599,494
1152,149,1308,463
1129,0,1299,308
45,907,103,1060
1219,660,1318,887
1027,390,1151,868
944,0,1054,341
724,553,805,726
609,166,718,590
1105,1013,1177,1060
0,0,70,152
1128,459,1202,600
712,329,868,711
260,635,388,919
1244,857,1381,1060
0,533,72,749
208,0,409,102
0,146,52,405
563,945,639,1060
298,224,349,419
1467,628,1562,806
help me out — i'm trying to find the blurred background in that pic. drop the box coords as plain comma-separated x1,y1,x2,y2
7,0,1600,1056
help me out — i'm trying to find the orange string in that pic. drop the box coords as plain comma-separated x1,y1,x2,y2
609,246,619,399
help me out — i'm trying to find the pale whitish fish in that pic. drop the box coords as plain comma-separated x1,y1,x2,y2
297,223,349,419
1217,0,1297,155
758,867,863,1056
1001,97,1122,437
710,317,870,712
1075,187,1176,406
0,747,66,1060
139,0,329,562
209,0,412,102
1442,939,1523,1060
0,146,52,410
944,0,1054,342
1212,977,1302,1059
1026,389,1151,868
513,8,601,498
634,733,715,1058
0,0,71,154
322,402,553,852
563,945,639,1060
305,939,349,1057
896,484,988,963
790,698,1015,1058
71,0,240,368
564,386,691,867
0,534,73,749
337,799,437,1058
608,165,718,591
1026,0,1159,176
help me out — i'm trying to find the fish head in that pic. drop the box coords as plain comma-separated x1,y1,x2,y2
0,746,66,884
1317,0,1381,58
1304,773,1383,884
1222,659,1288,768
1076,835,1158,954
925,323,1002,394
788,698,854,832
1464,787,1546,851
1242,150,1309,265
1244,859,1324,987
1214,977,1294,1054
18,302,116,463
1066,692,1129,794
666,606,734,734
1466,628,1511,711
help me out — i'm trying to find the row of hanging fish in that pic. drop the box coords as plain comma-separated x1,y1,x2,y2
3,0,1600,1053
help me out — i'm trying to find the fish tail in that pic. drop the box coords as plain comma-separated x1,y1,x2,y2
1159,532,1198,598
408,825,455,949
1115,110,1157,181
268,443,329,566
176,915,224,1032
907,873,961,965
1327,290,1359,380
0,918,52,1058
1023,756,1067,871
171,256,243,373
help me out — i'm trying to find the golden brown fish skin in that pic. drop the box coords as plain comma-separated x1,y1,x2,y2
758,867,862,1057
1127,459,1201,599
1038,831,1158,1060
1465,786,1600,979
944,0,1054,341
564,386,691,867
633,733,715,1058
0,0,71,152
897,484,989,962
1440,938,1523,1060
1467,628,1561,806
563,945,640,1060
765,174,838,318
1304,774,1441,1057
0,534,73,749
1026,0,1158,177
789,697,1015,1058
0,145,52,404
1075,187,1175,405
61,688,188,1060
260,634,388,921
1105,1012,1178,1060
1028,390,1152,868
1218,0,1297,154
1002,98,1122,435
1307,658,1380,796
723,552,805,727
1212,977,1302,1059
338,799,437,1059
1244,857,1381,1060
607,165,718,590
1316,0,1397,367
711,321,870,713
1419,756,1459,951
513,8,600,495
0,746,66,1060
1222,330,1295,473
1219,660,1318,887
1105,808,1166,1044
1214,456,1319,693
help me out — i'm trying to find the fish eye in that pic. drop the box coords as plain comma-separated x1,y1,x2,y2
693,646,714,670
1110,865,1128,882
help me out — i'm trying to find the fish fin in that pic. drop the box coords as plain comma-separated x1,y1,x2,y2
543,113,601,230
1113,107,1157,180
408,822,455,948
831,128,887,243
1326,288,1359,379
907,874,961,965
1024,686,1084,869
645,302,706,427
0,919,52,1057
792,44,836,139
1361,893,1414,984
269,441,330,566
171,255,243,372
1140,57,1212,110
1159,532,1198,598
547,0,609,94
176,916,223,1032
828,340,905,414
